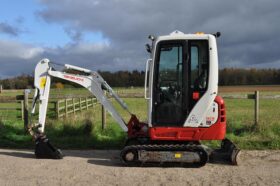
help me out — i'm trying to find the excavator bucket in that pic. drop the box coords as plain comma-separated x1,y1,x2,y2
28,122,62,159
209,138,240,165
35,134,63,159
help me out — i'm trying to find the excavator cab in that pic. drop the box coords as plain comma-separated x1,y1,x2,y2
152,39,209,126
145,31,218,129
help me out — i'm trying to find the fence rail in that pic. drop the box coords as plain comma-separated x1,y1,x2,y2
0,100,24,120
55,97,97,118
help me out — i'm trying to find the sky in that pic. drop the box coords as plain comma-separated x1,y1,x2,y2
0,0,279,78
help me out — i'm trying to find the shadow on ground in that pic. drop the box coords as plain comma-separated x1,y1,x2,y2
0,150,35,159
0,149,237,168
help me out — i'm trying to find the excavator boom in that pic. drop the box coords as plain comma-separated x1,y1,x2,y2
30,58,135,158
31,58,130,133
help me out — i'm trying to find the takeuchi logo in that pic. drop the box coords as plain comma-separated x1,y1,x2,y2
63,75,84,82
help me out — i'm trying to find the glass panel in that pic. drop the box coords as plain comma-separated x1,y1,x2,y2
190,41,208,91
189,40,209,110
190,46,199,88
158,46,182,88
154,44,183,125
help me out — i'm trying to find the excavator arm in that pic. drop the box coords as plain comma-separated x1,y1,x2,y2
31,58,129,132
30,58,131,158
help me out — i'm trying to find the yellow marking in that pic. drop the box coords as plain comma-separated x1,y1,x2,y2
40,77,46,88
174,153,182,158
195,32,204,35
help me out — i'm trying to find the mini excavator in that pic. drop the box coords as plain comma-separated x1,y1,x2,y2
29,31,240,166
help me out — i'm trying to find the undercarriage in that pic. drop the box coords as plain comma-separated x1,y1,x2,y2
120,138,240,167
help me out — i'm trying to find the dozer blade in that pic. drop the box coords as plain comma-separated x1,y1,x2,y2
209,138,240,165
35,135,63,159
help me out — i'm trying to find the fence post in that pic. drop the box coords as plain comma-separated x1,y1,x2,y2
56,101,59,119
86,98,89,110
101,91,107,130
101,104,106,130
72,98,75,114
23,89,30,132
65,99,68,117
0,85,2,93
21,100,24,120
79,98,82,112
254,91,259,127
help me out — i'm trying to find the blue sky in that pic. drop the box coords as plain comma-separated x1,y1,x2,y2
0,0,105,47
0,0,279,78
0,0,68,46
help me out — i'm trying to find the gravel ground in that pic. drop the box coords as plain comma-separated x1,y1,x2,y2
0,149,279,186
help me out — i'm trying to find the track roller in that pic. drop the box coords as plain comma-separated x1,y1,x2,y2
120,148,139,166
120,144,209,167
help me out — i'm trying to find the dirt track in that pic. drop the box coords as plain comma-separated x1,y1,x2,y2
0,149,279,186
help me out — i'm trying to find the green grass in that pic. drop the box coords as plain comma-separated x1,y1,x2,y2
0,98,147,149
45,98,148,149
0,110,127,149
0,89,280,150
224,98,280,149
0,101,22,120
0,120,33,148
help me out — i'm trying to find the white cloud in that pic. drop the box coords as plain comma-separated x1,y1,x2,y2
0,40,44,59
69,42,110,54
37,0,280,69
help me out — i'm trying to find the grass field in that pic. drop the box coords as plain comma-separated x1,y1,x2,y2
0,86,280,150
1,85,280,99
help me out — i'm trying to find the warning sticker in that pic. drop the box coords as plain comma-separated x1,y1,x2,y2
174,153,182,158
188,115,198,124
40,77,46,88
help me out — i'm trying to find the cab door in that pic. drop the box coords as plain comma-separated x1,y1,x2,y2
151,38,213,127
152,40,188,126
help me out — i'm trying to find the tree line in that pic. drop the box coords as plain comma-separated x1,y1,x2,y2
0,71,146,89
0,68,279,89
219,68,280,85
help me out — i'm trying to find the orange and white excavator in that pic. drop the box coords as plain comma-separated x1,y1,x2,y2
30,31,240,166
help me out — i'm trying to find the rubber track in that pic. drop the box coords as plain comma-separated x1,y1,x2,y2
120,144,208,167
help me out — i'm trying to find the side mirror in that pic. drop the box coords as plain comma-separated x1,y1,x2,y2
145,44,151,53
212,32,221,38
